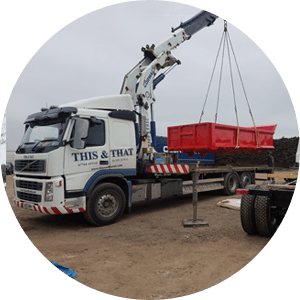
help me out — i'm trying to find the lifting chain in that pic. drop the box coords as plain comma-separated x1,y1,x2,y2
199,20,259,149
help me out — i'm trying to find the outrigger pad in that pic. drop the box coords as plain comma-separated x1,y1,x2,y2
183,219,209,228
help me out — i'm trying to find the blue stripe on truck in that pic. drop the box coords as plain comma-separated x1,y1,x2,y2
155,136,215,165
83,168,136,194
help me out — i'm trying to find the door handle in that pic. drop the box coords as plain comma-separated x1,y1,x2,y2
100,161,109,165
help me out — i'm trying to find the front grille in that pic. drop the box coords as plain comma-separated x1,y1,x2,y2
17,191,42,203
15,160,45,173
16,180,43,191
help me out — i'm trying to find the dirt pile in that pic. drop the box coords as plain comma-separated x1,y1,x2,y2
215,137,299,169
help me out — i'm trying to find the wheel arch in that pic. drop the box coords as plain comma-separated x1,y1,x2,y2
84,174,132,208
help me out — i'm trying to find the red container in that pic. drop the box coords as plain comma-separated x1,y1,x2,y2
167,122,277,156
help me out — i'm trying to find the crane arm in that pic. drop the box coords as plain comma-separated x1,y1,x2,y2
121,10,218,103
120,10,218,161
172,10,218,35
143,10,218,59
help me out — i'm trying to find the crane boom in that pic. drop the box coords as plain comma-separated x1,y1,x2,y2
173,10,217,35
120,10,218,162
144,10,217,59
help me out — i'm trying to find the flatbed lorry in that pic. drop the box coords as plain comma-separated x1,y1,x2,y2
12,10,274,225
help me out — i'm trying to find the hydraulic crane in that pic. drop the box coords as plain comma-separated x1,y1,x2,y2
120,10,218,162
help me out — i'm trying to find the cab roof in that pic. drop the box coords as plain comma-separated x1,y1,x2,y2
60,94,134,111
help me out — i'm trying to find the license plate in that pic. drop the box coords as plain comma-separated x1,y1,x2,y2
24,203,33,210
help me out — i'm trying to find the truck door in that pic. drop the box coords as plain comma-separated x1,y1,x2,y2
109,118,136,172
64,117,110,192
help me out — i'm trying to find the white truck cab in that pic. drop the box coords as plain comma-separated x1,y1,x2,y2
14,94,137,224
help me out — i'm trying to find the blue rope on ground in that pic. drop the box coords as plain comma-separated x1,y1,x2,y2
51,261,77,278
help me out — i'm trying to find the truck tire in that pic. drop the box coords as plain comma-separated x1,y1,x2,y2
240,172,253,188
222,172,239,195
240,184,260,235
83,183,126,226
254,194,277,237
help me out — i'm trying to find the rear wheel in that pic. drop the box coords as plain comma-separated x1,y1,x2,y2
240,172,253,188
255,194,278,237
83,183,126,226
240,184,260,235
222,172,239,195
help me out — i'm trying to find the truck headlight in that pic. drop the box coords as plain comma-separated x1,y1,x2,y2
45,182,53,202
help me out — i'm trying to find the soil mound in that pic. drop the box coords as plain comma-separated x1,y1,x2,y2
215,137,299,169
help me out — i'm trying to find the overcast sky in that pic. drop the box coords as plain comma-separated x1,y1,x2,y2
5,1,298,150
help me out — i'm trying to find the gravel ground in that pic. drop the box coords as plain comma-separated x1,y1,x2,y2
3,174,278,299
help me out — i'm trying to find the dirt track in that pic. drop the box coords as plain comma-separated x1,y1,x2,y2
6,173,289,299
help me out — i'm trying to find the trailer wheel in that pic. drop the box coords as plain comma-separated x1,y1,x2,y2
222,172,239,195
83,183,126,226
240,172,253,188
254,194,278,237
240,184,260,235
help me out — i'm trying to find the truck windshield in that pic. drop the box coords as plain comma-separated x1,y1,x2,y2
17,118,69,154
21,123,62,144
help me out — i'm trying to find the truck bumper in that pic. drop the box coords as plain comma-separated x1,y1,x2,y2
13,176,86,215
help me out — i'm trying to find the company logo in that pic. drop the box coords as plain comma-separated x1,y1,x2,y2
163,146,180,154
72,151,98,162
143,66,156,88
20,188,36,194
111,148,134,157
72,149,133,162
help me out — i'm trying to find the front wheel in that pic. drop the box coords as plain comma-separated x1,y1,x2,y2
83,183,126,226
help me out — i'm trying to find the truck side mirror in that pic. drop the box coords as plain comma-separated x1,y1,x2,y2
73,118,89,149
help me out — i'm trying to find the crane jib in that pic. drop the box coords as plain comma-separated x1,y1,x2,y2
172,10,218,36
120,9,219,161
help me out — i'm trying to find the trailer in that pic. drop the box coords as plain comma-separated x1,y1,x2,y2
146,164,273,193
